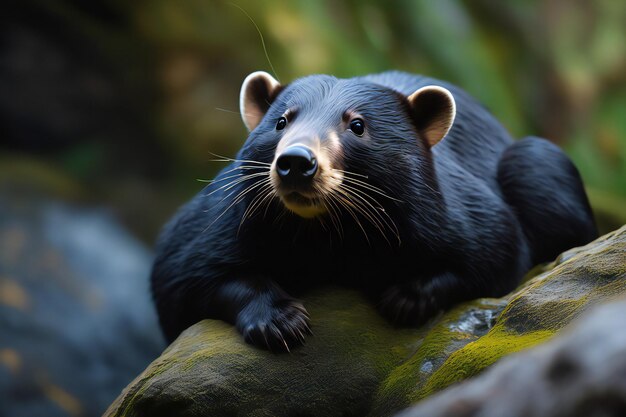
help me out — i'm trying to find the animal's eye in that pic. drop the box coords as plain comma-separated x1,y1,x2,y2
349,118,365,136
276,117,287,130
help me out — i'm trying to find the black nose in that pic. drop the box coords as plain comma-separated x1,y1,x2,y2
276,145,318,187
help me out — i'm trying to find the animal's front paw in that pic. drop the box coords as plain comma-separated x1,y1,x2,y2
378,282,441,327
236,299,311,352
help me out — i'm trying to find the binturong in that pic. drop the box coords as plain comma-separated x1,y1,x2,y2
151,70,597,352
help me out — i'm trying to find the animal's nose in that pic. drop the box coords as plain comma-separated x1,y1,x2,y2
276,145,318,187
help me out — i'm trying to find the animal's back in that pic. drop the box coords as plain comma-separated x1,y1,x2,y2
362,71,513,189
363,71,597,263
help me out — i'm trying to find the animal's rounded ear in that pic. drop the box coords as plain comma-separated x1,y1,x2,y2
239,71,282,131
407,85,456,147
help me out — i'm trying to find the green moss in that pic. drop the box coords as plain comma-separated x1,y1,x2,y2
370,299,504,415
108,323,244,416
372,326,456,413
113,355,183,417
416,327,554,400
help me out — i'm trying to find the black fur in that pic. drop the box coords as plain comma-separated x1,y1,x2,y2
497,136,597,264
151,71,597,351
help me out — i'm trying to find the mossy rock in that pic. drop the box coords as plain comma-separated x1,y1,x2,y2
105,291,423,417
106,225,626,417
396,297,626,417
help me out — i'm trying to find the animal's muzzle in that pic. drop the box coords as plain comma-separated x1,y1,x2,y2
275,145,318,189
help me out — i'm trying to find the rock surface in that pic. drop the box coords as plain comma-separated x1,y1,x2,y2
0,192,164,417
396,297,626,417
106,291,423,417
106,226,626,417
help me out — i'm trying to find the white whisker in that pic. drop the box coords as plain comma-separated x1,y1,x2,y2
207,151,272,166
204,171,269,198
332,192,371,246
338,182,401,245
203,177,271,233
335,187,391,246
330,168,369,179
339,176,403,203
237,180,274,234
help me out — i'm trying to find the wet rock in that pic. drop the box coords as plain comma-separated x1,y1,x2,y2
0,193,164,417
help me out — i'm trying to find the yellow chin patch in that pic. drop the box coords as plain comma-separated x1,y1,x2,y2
282,200,327,218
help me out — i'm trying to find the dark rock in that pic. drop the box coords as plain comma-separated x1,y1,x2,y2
0,193,164,417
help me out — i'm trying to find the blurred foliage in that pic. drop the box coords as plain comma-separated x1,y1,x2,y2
2,0,625,240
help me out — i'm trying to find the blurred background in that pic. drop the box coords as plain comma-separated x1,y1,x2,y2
1,0,625,416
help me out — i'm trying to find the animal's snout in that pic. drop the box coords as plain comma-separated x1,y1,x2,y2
276,145,318,188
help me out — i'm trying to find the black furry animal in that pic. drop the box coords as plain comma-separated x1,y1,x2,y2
151,71,597,351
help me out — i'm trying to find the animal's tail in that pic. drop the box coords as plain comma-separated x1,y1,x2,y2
497,136,598,264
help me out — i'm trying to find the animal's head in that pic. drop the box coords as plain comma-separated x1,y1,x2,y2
238,71,456,224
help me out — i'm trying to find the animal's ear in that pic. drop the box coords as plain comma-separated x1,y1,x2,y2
407,85,456,147
239,71,282,131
